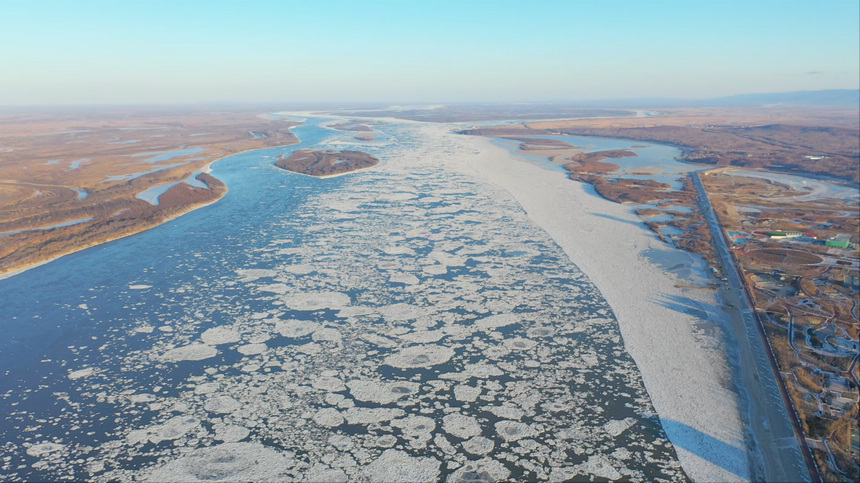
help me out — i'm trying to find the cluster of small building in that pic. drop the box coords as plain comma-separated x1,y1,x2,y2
731,230,854,249
815,375,857,420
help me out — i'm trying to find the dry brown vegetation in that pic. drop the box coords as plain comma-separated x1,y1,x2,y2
329,120,385,132
275,149,378,177
528,117,860,183
0,109,300,275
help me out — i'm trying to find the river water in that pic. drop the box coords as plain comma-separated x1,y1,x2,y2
0,118,687,481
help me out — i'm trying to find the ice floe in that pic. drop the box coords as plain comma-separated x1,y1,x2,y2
67,367,95,380
383,345,456,369
495,420,537,442
442,413,482,439
282,291,350,311
144,442,293,482
200,327,240,345
275,319,319,338
363,449,440,483
347,379,419,404
159,344,217,362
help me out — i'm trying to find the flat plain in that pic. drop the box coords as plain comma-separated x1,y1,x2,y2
0,109,299,276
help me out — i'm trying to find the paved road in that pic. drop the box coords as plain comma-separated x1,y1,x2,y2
692,172,818,482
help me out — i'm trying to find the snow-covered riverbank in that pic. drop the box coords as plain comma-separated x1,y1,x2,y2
431,124,751,482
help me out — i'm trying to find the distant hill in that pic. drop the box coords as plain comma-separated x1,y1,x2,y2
554,90,860,109
702,89,860,107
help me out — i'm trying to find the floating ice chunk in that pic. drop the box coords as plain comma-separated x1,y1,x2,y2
68,367,95,380
422,264,447,276
483,345,511,359
160,344,217,362
557,426,591,441
281,264,315,275
443,413,482,439
194,382,219,395
275,320,319,338
305,465,348,483
429,251,467,266
377,303,428,321
337,305,375,318
447,458,510,482
235,268,277,282
526,326,556,338
237,342,268,355
495,420,537,442
392,415,436,438
399,330,445,344
487,405,524,420
503,337,536,351
134,325,155,334
612,447,633,460
380,192,418,201
577,454,622,481
128,393,156,404
363,449,440,483
383,345,455,369
343,407,405,425
257,283,289,294
462,436,494,456
313,376,346,392
603,417,636,437
148,416,201,444
201,327,241,345
326,200,358,212
214,424,250,442
129,284,151,290
282,291,350,311
441,325,474,339
389,273,420,285
362,333,398,348
375,434,397,448
204,395,241,414
453,385,481,402
474,314,520,331
381,246,416,256
297,342,322,354
328,434,354,451
549,467,578,482
313,408,344,427
126,429,149,445
25,442,65,458
347,380,419,404
144,442,293,482
463,363,504,378
312,327,342,344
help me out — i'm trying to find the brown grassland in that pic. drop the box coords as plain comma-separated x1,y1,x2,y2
0,109,300,276
275,149,379,177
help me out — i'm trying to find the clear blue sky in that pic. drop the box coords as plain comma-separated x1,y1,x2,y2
1,0,858,105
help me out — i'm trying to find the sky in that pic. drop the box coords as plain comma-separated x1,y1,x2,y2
1,0,858,105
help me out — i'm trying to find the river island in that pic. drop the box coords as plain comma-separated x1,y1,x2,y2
275,149,379,177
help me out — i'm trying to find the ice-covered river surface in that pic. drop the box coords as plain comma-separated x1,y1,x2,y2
1,119,687,481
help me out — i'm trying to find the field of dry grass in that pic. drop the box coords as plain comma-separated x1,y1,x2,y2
0,108,299,275
529,109,860,183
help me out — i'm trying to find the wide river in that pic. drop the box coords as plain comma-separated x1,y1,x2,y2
0,118,690,481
